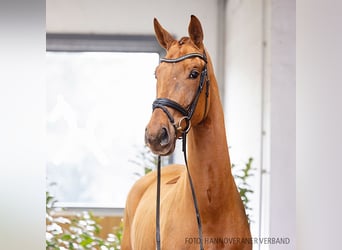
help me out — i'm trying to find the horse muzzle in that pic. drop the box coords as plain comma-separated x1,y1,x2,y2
145,110,177,156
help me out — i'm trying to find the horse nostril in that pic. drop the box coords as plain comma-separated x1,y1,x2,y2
160,127,170,146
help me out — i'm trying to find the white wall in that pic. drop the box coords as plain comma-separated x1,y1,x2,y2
269,0,296,249
224,0,264,243
224,0,295,249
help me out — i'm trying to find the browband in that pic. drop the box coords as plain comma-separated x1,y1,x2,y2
160,53,207,64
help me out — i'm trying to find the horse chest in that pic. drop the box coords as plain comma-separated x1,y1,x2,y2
131,180,199,249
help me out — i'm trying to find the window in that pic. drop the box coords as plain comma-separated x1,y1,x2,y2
46,34,164,212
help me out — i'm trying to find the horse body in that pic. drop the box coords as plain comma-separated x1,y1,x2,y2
121,16,251,250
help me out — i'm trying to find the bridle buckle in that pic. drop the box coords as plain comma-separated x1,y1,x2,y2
176,116,191,134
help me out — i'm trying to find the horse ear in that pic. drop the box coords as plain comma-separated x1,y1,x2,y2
188,15,204,49
154,18,175,50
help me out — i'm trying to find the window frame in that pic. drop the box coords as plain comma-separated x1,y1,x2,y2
46,33,164,54
46,33,164,216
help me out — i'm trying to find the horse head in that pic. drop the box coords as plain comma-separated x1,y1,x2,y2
145,15,211,156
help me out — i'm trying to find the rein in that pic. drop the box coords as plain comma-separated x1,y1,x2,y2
152,52,209,250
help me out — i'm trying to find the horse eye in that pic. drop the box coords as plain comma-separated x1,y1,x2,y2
189,70,199,79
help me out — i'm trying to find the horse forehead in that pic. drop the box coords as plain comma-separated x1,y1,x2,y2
157,38,203,79
167,38,200,57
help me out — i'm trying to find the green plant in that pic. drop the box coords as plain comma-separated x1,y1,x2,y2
231,157,255,223
46,192,122,250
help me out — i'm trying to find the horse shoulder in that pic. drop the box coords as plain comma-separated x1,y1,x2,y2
121,171,156,249
127,164,184,212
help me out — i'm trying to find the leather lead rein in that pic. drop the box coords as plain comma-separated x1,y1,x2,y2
154,52,208,250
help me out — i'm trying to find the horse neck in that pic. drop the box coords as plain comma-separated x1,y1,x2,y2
186,56,238,215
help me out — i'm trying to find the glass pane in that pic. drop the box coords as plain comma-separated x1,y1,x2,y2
46,52,159,208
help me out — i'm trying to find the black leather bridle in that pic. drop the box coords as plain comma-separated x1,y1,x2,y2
152,52,210,135
153,51,209,250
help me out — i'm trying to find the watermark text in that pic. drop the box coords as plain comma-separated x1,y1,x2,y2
184,237,290,245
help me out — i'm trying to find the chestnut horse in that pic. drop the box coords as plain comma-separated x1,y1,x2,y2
121,15,252,250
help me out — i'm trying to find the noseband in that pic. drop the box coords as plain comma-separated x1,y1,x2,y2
153,51,209,250
152,52,210,135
